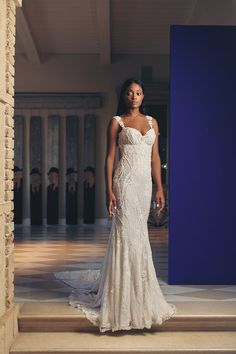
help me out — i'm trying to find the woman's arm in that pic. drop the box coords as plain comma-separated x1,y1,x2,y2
104,118,119,215
151,118,165,211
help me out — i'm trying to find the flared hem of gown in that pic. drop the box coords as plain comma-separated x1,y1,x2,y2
69,296,177,333
54,269,177,333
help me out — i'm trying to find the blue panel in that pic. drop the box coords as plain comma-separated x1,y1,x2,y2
169,26,236,284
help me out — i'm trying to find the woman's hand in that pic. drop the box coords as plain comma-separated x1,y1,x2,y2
106,191,117,217
155,188,165,212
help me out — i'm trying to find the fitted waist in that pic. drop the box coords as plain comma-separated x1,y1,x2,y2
119,144,152,157
114,155,152,177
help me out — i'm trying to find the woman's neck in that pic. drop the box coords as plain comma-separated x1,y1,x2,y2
124,108,140,117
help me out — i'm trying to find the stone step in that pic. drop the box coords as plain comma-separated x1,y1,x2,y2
10,331,236,354
17,301,236,332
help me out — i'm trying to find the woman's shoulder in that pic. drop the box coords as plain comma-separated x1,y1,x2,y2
111,115,121,123
142,114,155,122
146,115,158,123
112,115,124,128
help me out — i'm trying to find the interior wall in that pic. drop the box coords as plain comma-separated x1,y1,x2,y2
15,53,170,128
15,54,170,92
15,53,170,219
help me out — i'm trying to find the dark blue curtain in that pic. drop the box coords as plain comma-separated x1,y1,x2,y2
169,26,236,284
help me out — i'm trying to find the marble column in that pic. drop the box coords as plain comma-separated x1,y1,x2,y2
94,113,107,225
77,112,84,224
59,112,66,225
22,110,30,226
41,110,48,226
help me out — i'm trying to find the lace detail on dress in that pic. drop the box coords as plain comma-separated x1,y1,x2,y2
113,115,125,128
54,116,177,332
146,115,153,128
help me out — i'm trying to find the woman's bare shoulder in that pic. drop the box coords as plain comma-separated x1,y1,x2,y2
110,116,121,126
107,116,122,133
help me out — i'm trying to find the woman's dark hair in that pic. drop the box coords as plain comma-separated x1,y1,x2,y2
116,77,146,116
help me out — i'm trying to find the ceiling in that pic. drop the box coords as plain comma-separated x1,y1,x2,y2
16,0,236,64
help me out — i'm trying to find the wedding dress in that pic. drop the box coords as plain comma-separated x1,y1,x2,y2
54,115,177,332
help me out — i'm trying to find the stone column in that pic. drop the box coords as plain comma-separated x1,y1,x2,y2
59,112,66,225
95,113,107,224
41,110,48,226
0,1,22,353
97,90,118,223
77,112,84,224
22,110,31,226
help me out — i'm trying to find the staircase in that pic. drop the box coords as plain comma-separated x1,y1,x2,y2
10,301,236,353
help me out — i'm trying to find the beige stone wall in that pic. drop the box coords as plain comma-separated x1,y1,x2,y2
0,1,22,353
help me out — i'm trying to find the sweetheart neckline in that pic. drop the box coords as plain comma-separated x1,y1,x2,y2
123,126,155,137
116,115,154,137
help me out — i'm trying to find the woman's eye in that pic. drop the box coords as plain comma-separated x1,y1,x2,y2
126,91,142,96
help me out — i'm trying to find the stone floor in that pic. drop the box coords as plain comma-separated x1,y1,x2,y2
14,223,236,303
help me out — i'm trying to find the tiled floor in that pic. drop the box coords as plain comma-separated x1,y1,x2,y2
14,223,236,303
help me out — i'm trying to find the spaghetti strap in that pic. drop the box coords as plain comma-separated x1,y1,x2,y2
113,116,125,128
146,115,153,128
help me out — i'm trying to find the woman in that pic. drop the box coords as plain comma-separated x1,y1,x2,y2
54,78,177,332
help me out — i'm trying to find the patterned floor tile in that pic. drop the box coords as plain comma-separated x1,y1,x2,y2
13,225,236,303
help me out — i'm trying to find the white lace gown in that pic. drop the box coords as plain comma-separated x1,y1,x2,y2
54,115,177,332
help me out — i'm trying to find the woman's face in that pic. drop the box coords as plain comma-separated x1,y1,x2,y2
123,83,144,111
